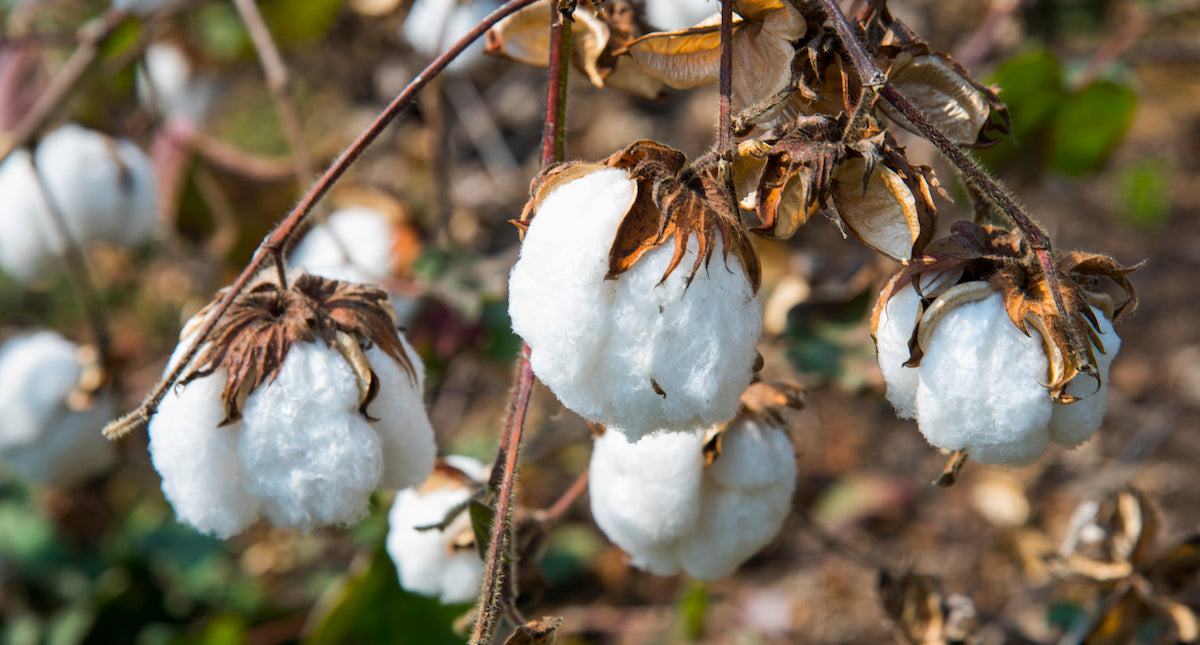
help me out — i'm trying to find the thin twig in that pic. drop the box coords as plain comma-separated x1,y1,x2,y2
29,156,112,365
103,0,541,440
536,468,589,528
470,2,574,641
717,0,734,152
231,0,316,187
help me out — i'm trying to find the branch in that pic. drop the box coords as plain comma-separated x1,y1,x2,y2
103,0,542,440
717,0,734,152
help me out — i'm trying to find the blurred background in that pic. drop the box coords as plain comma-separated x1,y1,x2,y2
0,0,1198,643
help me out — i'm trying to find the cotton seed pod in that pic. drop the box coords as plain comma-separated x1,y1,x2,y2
509,142,762,440
878,53,995,147
832,156,936,262
0,331,117,487
588,388,798,579
148,271,436,537
387,456,486,604
874,280,1121,467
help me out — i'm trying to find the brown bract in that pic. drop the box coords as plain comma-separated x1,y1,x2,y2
618,0,805,111
871,221,1140,402
516,140,762,292
485,0,664,98
731,114,940,260
179,271,414,426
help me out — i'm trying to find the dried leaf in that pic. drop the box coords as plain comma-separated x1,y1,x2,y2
878,570,952,645
504,616,563,645
622,24,723,89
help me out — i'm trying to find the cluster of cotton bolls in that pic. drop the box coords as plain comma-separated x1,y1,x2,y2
588,412,797,580
0,331,116,487
386,456,486,604
148,299,436,539
874,280,1121,467
0,124,158,284
508,167,762,441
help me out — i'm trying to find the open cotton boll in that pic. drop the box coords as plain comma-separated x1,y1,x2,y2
509,167,762,440
137,43,216,123
1048,307,1120,448
588,419,795,580
873,284,923,419
290,208,398,285
35,124,158,247
588,429,705,574
365,341,436,490
915,292,1053,467
401,0,495,71
0,331,117,487
387,456,487,604
646,0,716,30
0,150,62,283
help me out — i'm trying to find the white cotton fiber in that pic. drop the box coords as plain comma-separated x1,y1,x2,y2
240,342,384,530
137,43,216,123
1048,307,1120,448
588,419,796,580
646,0,715,30
386,456,487,604
0,331,117,487
290,208,398,285
365,341,436,490
915,292,1052,466
509,167,762,440
0,151,61,283
874,285,923,419
401,0,494,71
35,124,158,247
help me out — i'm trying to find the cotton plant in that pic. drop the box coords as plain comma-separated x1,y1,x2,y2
588,382,802,579
386,456,487,604
871,222,1137,466
508,141,763,441
0,124,158,283
147,270,436,538
0,331,117,487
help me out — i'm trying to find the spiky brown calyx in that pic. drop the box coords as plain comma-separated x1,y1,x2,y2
871,221,1140,402
515,140,762,292
179,271,415,426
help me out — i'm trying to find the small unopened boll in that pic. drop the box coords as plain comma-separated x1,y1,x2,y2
386,456,486,604
0,331,116,487
508,168,762,440
148,275,437,538
589,417,796,580
875,283,1120,466
0,125,157,283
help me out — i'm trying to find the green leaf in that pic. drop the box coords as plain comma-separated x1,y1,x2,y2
259,0,343,45
469,499,496,562
1118,158,1172,230
1048,81,1137,175
988,50,1066,140
675,580,709,642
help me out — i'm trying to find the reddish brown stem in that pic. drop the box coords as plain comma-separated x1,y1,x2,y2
539,468,589,527
540,1,572,167
103,0,541,440
717,0,734,152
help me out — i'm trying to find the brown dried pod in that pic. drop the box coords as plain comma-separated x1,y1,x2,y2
878,570,978,645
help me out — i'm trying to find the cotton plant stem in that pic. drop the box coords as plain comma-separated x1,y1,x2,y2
231,0,316,189
717,0,734,152
102,0,541,440
470,3,574,642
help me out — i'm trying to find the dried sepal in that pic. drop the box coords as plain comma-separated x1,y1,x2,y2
878,570,978,645
504,616,563,645
703,380,805,465
180,271,413,425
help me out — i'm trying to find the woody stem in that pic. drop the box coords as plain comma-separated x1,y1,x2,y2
718,0,734,153
102,0,541,440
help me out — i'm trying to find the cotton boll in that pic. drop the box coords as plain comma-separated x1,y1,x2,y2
387,457,486,604
290,208,398,285
365,341,436,490
0,150,60,282
646,0,715,30
509,168,762,440
874,284,923,419
0,332,118,487
1048,307,1121,448
588,428,705,569
137,43,216,123
401,0,496,71
35,124,158,247
915,293,1053,466
240,342,384,530
149,363,261,539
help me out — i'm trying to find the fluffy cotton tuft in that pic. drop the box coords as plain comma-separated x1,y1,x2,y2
149,327,436,538
386,456,487,604
137,43,216,123
509,168,762,440
875,283,1120,466
588,421,796,580
0,331,117,487
0,125,157,283
646,0,716,30
401,0,495,71
290,207,397,285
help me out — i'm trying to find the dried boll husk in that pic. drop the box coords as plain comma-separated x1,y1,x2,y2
871,222,1138,466
509,142,763,440
148,270,436,537
386,456,486,604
